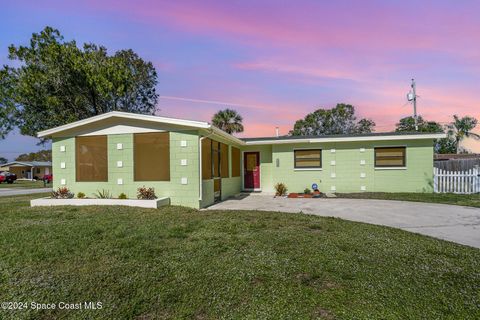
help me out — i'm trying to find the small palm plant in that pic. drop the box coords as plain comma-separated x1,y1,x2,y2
274,183,288,197
211,108,244,135
94,189,112,199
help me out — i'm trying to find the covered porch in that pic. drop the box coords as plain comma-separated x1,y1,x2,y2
3,161,52,180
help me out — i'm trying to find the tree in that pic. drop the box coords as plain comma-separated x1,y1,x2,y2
447,115,480,153
395,115,453,153
290,103,375,136
0,27,158,142
212,108,244,134
0,157,7,165
0,68,18,139
395,116,443,133
435,137,457,154
15,150,51,162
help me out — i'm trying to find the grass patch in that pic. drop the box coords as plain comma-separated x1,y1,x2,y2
336,192,480,208
0,195,479,319
0,180,50,189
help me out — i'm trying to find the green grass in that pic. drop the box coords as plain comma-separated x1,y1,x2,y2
0,180,50,189
0,195,479,319
336,192,480,208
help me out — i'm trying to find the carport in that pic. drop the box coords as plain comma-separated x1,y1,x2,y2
2,161,52,180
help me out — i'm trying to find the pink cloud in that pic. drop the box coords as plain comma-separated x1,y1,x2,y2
80,0,480,58
234,61,359,82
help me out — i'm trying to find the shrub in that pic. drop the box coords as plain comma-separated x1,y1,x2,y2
274,183,288,197
77,192,86,199
94,189,112,199
118,193,128,199
137,187,157,200
51,187,74,199
304,188,311,194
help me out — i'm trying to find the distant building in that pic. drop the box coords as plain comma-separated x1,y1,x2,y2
1,161,52,180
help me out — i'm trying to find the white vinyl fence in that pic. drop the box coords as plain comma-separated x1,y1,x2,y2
434,167,480,194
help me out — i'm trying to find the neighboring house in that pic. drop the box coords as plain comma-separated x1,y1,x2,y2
38,111,445,208
2,161,52,180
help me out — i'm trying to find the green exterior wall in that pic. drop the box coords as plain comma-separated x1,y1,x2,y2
242,139,434,194
53,131,244,209
52,127,435,210
53,131,202,208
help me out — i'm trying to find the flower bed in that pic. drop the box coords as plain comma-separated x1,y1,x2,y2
30,197,170,208
287,191,324,199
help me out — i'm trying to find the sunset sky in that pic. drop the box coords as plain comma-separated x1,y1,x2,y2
1,0,479,159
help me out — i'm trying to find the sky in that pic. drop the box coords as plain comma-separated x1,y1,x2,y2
1,0,480,160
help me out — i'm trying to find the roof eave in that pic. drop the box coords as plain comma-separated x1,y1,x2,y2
206,126,246,146
244,133,447,145
37,111,211,138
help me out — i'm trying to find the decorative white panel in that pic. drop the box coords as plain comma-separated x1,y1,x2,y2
117,143,123,150
181,177,188,185
330,172,336,178
360,159,366,165
79,125,165,136
60,145,66,152
360,185,366,191
117,178,123,185
360,148,365,152
180,140,187,147
360,172,366,178
60,162,66,169
60,179,66,185
117,161,123,168
330,186,336,191
330,160,336,166
181,159,187,166
330,149,336,153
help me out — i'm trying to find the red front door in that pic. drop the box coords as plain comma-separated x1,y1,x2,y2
244,152,260,189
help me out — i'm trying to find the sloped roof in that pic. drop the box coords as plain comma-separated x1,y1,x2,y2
37,111,245,146
36,111,446,146
3,161,52,167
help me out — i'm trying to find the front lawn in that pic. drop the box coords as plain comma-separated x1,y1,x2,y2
336,192,480,208
0,195,479,319
0,179,50,189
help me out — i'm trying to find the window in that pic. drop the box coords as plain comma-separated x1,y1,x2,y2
76,135,108,182
202,138,212,180
134,132,170,181
202,139,230,179
212,140,220,178
36,168,41,174
374,147,406,167
231,147,241,177
294,149,322,168
220,143,229,178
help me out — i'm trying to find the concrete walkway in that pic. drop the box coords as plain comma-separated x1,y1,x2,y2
0,188,51,197
208,194,480,249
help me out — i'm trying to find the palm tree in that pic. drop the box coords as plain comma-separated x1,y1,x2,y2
211,108,244,134
447,115,480,153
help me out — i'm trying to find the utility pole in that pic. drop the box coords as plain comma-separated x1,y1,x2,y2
407,78,418,131
411,79,418,131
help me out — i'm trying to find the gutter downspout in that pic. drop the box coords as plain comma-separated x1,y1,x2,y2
199,129,215,202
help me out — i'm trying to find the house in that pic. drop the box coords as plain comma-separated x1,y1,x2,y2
37,111,445,208
2,161,52,180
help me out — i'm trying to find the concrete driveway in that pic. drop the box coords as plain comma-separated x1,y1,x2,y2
208,194,480,249
0,188,51,197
